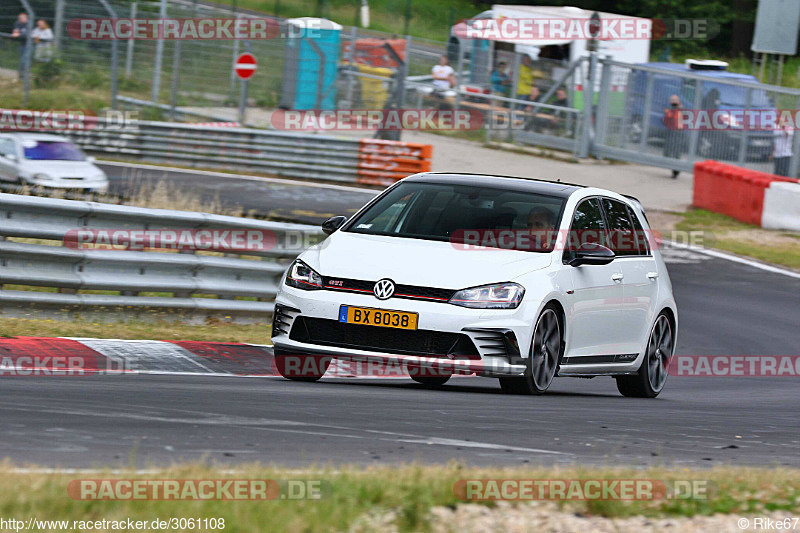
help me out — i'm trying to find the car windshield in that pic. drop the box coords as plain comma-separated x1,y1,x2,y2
345,181,566,252
706,82,773,107
22,140,86,161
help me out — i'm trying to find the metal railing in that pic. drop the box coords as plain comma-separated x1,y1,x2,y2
0,193,322,318
62,120,432,184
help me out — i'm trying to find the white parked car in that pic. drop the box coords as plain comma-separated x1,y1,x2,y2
272,173,678,398
0,133,108,193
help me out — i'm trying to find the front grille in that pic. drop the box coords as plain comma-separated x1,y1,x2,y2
289,316,478,357
321,276,457,303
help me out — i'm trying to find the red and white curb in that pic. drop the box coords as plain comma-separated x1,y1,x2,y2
0,337,384,378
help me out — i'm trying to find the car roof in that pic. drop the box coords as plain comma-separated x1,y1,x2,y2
641,62,757,82
0,132,72,142
404,172,584,198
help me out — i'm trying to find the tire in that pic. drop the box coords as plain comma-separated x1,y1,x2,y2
499,305,562,395
616,312,674,398
273,349,331,382
410,375,451,386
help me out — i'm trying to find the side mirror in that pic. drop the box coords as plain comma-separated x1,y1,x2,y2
3,154,17,162
321,215,347,235
86,156,96,162
568,242,615,267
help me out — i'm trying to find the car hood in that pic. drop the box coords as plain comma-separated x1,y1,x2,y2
300,231,552,288
19,160,104,178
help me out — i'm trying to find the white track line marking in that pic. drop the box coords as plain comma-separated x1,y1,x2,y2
100,160,378,194
665,241,800,280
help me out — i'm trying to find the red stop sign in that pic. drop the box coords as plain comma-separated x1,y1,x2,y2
234,53,257,80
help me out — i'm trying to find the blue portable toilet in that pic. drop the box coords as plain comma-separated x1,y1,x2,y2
279,18,342,110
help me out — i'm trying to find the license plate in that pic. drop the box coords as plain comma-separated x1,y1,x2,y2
338,305,418,330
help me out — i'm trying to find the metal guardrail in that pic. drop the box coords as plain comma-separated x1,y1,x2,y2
63,120,432,186
0,193,323,317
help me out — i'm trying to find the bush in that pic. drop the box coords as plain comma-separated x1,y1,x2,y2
32,59,64,89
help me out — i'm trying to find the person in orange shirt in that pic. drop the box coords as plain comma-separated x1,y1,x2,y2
663,94,685,179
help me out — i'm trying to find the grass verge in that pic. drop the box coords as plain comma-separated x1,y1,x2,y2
0,463,799,532
0,318,269,344
664,208,800,271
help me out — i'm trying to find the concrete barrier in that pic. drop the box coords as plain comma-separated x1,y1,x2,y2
762,181,800,231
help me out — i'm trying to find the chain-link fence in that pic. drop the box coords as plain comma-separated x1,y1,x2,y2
3,1,800,177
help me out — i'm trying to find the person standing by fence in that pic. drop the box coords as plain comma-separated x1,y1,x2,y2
663,94,685,179
32,20,54,63
771,120,794,177
10,12,29,80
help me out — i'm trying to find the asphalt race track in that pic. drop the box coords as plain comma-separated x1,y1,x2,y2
2,234,798,470
100,163,377,224
1,164,798,469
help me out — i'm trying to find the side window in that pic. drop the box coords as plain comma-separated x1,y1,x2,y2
0,139,14,157
564,198,606,262
602,198,636,256
626,205,650,256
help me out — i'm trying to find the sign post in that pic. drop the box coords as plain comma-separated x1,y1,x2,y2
234,52,257,125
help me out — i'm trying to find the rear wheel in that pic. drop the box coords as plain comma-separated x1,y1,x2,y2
273,349,331,382
616,313,673,398
499,305,562,395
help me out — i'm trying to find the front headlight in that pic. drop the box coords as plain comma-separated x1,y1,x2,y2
448,282,525,309
285,260,323,290
33,173,53,181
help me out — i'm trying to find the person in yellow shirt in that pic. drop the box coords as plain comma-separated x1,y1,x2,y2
516,54,534,99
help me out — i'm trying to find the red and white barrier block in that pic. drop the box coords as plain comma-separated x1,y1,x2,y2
762,181,800,231
693,161,800,231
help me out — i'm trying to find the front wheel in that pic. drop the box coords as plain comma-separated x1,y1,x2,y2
616,313,673,398
273,350,331,382
410,375,451,386
499,305,562,395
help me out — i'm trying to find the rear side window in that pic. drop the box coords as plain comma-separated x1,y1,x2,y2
602,198,645,257
627,205,650,256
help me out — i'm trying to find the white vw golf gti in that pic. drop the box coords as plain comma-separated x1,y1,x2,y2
272,173,677,397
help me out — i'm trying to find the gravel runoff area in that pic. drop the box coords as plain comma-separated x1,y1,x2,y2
352,503,798,532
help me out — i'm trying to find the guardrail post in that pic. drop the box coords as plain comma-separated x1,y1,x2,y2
578,53,597,158
593,56,612,150
54,0,65,53
169,39,182,120
638,72,654,154
125,2,137,78
789,94,800,179
151,0,167,103
686,79,704,164
97,0,119,110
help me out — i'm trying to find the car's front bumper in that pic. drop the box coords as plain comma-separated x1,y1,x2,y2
272,284,532,377
27,176,108,192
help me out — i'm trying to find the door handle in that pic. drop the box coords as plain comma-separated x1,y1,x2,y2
611,273,624,282
647,272,659,280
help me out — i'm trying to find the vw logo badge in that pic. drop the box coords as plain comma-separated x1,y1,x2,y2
373,279,395,300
